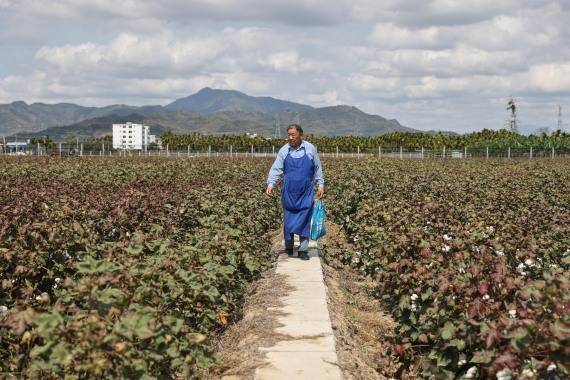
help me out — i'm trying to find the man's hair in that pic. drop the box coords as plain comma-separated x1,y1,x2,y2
287,123,303,134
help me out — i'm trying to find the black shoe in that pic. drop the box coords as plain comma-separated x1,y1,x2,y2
286,249,294,256
298,251,310,260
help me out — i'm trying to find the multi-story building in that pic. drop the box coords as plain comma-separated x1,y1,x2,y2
112,122,153,150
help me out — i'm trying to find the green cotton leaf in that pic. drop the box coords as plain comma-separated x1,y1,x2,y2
95,287,125,305
29,348,61,373
441,322,456,341
118,308,156,340
448,338,466,351
436,352,452,367
398,295,411,310
164,316,184,334
242,254,258,273
30,341,56,359
77,256,123,274
126,245,144,255
550,320,570,340
176,268,197,283
50,342,73,367
166,344,180,358
188,333,206,344
471,350,495,364
421,287,433,301
220,265,236,275
203,286,220,302
33,312,64,339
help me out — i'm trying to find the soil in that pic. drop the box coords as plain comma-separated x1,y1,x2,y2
321,222,403,379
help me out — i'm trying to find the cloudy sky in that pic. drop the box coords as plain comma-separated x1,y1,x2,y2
1,0,569,133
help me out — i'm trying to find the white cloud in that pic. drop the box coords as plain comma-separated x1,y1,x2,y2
305,90,342,107
526,63,570,93
387,47,526,76
369,23,445,49
348,74,403,94
35,32,227,75
260,50,317,73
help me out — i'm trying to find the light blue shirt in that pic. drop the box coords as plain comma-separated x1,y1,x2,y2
267,140,324,189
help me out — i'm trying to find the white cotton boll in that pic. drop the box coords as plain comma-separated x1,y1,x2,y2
442,245,451,253
524,259,534,267
547,363,556,372
458,358,467,366
55,278,62,283
0,305,8,315
411,294,419,301
521,368,536,378
508,309,517,318
443,234,452,241
516,263,526,273
483,294,490,301
496,250,505,256
464,366,478,379
496,367,512,380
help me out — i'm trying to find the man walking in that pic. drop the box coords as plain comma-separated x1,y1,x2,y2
266,124,324,260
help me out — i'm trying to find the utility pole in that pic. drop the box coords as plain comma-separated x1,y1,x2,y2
507,96,518,133
274,114,281,139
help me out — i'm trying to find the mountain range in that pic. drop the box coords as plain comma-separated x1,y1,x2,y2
1,87,421,140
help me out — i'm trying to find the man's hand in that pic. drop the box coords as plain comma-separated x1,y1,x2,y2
265,185,273,197
317,187,324,199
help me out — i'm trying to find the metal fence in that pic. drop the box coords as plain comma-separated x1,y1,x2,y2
1,143,569,159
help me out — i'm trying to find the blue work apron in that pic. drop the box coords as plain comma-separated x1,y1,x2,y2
282,150,314,238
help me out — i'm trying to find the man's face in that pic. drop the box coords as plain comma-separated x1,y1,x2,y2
287,128,302,148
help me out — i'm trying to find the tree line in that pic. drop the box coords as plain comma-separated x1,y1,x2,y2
159,129,570,152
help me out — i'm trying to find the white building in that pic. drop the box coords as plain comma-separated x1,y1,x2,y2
112,122,152,150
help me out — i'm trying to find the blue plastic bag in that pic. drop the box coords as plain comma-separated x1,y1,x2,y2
310,199,326,241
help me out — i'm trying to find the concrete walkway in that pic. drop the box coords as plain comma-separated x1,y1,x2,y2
254,239,342,380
